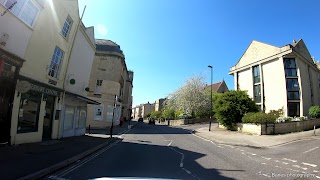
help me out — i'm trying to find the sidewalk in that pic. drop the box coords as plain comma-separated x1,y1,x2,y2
194,123,320,148
0,120,137,180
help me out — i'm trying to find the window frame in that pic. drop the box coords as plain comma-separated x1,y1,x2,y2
287,102,300,117
61,15,73,39
48,46,64,79
0,0,40,27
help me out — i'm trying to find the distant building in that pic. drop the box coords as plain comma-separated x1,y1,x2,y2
86,39,133,128
141,102,155,118
133,105,142,119
207,80,229,93
229,39,320,117
155,98,167,111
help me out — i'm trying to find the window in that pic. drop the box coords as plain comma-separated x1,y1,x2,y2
284,58,297,77
61,16,73,38
96,80,103,86
286,79,300,100
64,106,74,130
1,0,39,27
253,66,260,84
17,90,42,133
48,46,64,79
288,102,300,117
254,84,261,103
79,108,86,128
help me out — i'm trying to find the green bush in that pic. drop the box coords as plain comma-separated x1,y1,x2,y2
242,112,276,124
308,106,320,118
268,108,284,118
213,90,258,129
150,111,162,119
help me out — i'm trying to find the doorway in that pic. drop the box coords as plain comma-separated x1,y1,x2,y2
0,61,18,145
42,95,55,140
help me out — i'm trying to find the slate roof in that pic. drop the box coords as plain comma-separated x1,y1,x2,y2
95,39,123,54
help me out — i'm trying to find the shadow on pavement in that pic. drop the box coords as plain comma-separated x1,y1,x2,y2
123,122,193,135
0,135,116,180
63,140,239,180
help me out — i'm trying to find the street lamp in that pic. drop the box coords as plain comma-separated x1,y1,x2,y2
208,65,213,131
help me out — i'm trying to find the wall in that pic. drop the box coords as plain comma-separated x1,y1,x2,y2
65,25,95,97
237,68,253,98
262,58,287,113
20,0,80,88
0,5,33,57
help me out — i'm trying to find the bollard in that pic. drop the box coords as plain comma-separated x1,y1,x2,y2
89,125,91,134
314,125,316,136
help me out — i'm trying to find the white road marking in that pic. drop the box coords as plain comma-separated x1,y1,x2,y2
56,139,121,177
286,168,293,171
217,146,223,148
292,169,299,172
241,152,246,155
192,134,216,145
283,158,297,163
262,173,271,177
247,152,256,156
302,162,317,167
316,175,320,179
261,156,271,160
239,149,244,151
220,144,235,148
166,140,173,146
314,170,319,173
275,165,281,168
261,163,266,165
274,160,280,163
303,147,319,154
292,165,308,170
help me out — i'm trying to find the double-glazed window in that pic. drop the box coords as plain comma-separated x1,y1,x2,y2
48,46,64,79
253,66,261,103
284,58,300,117
17,90,42,133
0,0,40,27
61,16,73,38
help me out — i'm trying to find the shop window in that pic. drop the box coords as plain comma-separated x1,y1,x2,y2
17,90,42,133
79,108,86,128
64,106,74,130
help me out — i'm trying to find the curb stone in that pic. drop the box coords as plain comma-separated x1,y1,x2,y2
18,138,120,180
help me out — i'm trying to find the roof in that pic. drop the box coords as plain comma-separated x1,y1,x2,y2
207,81,223,92
95,39,123,54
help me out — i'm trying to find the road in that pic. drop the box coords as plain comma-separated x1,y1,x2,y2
48,123,320,180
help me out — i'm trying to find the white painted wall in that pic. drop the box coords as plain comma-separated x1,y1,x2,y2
262,58,287,113
65,25,95,97
237,68,253,98
0,5,33,58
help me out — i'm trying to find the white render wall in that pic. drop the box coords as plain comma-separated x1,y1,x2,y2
65,25,95,97
0,5,33,58
237,68,253,99
262,58,287,113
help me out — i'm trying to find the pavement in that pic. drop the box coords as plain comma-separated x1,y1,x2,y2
0,120,138,180
192,122,320,148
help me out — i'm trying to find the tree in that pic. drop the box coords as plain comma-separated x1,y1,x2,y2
150,111,162,119
164,74,211,117
213,90,258,129
162,108,175,120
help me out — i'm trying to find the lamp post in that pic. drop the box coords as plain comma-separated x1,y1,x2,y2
208,65,213,131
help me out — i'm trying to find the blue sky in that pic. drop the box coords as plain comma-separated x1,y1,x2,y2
78,0,320,107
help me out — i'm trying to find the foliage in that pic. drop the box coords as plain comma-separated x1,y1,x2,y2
213,90,258,129
242,112,276,124
150,111,162,119
174,110,185,118
276,116,292,123
164,75,211,118
268,108,284,118
161,108,175,120
308,106,320,118
145,113,151,118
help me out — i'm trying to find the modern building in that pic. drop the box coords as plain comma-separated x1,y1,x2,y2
86,39,133,128
154,98,166,112
207,80,229,93
229,39,320,117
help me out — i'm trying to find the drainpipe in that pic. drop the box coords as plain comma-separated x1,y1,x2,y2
58,6,86,138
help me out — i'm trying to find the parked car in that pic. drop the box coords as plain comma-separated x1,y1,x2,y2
178,113,192,119
138,117,143,122
149,117,155,125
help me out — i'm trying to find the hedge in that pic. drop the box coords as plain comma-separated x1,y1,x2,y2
242,112,276,124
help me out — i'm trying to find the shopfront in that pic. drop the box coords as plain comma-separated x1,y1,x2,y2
0,48,24,145
61,92,99,138
10,76,62,145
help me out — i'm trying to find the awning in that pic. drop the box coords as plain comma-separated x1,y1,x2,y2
65,91,100,105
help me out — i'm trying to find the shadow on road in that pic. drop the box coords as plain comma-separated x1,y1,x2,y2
123,122,194,135
64,140,240,180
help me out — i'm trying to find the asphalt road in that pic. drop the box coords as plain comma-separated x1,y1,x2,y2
48,123,320,180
